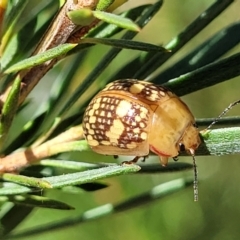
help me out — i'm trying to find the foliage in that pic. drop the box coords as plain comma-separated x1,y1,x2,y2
0,0,239,239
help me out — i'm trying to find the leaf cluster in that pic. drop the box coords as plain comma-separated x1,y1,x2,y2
0,0,239,238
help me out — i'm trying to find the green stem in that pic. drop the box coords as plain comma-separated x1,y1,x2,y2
198,127,240,156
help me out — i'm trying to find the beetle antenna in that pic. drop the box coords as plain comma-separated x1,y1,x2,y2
207,99,240,130
192,154,198,202
189,148,198,201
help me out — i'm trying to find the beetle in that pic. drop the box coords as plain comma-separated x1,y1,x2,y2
83,79,201,163
82,79,201,200
83,80,240,201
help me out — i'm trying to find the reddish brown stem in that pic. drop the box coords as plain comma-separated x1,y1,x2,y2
0,125,84,173
0,0,100,108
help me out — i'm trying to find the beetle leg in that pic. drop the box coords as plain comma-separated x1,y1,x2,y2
173,156,179,161
121,155,148,165
141,156,147,162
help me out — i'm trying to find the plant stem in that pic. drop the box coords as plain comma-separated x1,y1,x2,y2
0,127,239,173
0,125,85,173
0,0,100,108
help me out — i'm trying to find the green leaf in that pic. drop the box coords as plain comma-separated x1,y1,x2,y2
80,38,167,52
4,43,77,73
135,0,234,80
87,4,150,39
1,2,57,71
67,8,94,26
64,6,150,56
62,182,109,193
92,10,140,32
0,182,33,195
198,127,240,156
6,195,74,210
1,17,38,71
0,205,34,237
0,75,21,148
103,3,164,81
0,194,73,238
3,113,47,154
154,22,240,83
138,162,193,173
42,140,90,156
196,116,240,128
5,178,192,238
1,2,57,70
164,52,240,97
77,182,108,192
0,194,74,210
172,127,240,157
15,53,86,146
44,165,141,188
0,165,140,195
38,159,100,171
96,0,114,11
1,173,52,188
1,0,27,36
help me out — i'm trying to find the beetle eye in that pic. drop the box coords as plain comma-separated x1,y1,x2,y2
179,143,185,152
193,123,198,128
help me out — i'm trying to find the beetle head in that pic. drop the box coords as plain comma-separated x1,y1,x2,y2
178,123,201,155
